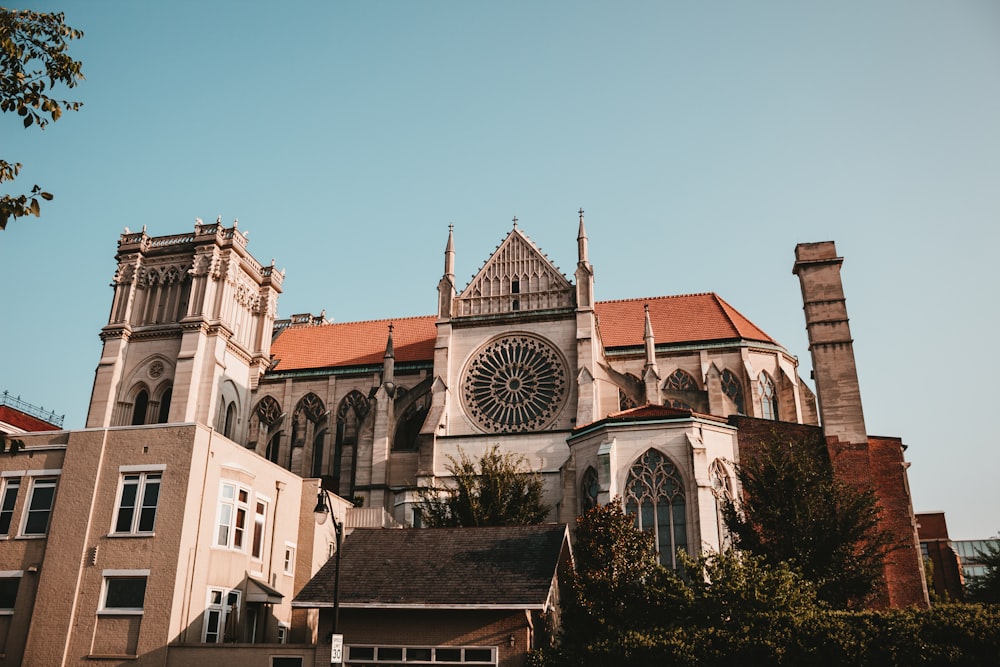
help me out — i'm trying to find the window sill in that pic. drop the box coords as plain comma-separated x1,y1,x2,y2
87,654,138,661
107,532,155,539
97,610,144,616
14,535,46,540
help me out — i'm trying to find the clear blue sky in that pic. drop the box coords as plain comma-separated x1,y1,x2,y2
2,1,997,539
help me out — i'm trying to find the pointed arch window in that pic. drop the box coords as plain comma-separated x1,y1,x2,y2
623,449,687,568
757,372,777,420
581,467,599,513
131,390,149,426
664,369,698,391
334,390,370,495
292,393,327,475
720,369,745,415
252,396,283,464
223,402,237,440
710,459,734,549
156,387,172,424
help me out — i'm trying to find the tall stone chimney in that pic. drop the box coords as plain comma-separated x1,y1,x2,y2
792,241,866,445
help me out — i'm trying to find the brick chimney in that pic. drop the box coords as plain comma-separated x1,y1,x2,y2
792,241,867,445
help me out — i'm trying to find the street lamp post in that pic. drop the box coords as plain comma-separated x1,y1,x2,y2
313,480,344,665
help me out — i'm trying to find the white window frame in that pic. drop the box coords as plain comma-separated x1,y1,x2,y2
203,587,241,643
20,476,58,537
112,470,162,535
99,569,149,615
0,478,20,537
216,482,251,550
277,622,289,644
283,543,296,576
250,497,268,559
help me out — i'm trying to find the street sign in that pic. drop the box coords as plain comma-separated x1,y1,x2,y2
331,633,344,664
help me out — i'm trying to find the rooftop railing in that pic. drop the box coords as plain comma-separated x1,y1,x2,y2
0,391,64,427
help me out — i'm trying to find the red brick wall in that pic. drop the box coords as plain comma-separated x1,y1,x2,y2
730,417,928,609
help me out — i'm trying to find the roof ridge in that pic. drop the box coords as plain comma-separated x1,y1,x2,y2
594,292,717,305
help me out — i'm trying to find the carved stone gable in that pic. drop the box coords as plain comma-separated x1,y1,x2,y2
456,228,574,316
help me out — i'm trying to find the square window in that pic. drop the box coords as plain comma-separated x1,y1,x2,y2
216,482,251,550
204,588,241,643
22,477,57,536
0,576,20,612
0,479,20,536
102,576,147,613
114,472,160,534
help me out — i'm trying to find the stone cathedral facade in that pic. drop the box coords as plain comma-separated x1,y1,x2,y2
85,214,928,606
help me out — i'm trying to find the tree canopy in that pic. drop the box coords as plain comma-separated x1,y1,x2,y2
722,430,897,608
416,445,549,527
1,8,84,229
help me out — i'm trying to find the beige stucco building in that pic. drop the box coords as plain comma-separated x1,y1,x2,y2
0,422,345,666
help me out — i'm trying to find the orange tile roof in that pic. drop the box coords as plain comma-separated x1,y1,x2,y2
269,293,774,372
269,316,437,372
595,293,774,348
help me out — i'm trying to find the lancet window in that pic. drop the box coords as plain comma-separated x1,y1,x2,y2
757,372,777,421
720,369,745,415
623,449,687,568
581,467,599,513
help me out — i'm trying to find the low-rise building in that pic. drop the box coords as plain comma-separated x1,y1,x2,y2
0,423,348,666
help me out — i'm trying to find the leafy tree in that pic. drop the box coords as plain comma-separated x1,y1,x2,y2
722,430,898,608
566,500,690,635
967,539,1000,604
416,445,548,527
1,8,84,229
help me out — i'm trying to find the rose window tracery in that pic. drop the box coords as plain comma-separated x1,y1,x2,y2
462,335,567,433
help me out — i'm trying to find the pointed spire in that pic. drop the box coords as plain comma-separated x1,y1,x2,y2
383,322,395,385
444,224,455,281
643,304,656,366
577,208,589,265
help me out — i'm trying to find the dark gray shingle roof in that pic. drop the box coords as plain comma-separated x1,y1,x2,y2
294,524,569,609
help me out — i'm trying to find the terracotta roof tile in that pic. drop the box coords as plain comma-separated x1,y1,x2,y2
595,293,774,348
270,316,437,372
293,524,569,608
269,293,774,372
0,406,61,432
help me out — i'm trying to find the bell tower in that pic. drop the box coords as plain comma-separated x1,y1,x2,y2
86,219,283,441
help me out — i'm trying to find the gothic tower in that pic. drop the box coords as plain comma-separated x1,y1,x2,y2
86,219,282,444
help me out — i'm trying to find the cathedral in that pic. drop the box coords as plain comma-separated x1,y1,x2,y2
84,213,927,606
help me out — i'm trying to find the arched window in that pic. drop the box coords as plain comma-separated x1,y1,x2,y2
292,393,327,474
252,396,282,463
131,390,149,426
311,429,327,478
156,387,172,424
757,372,777,420
334,390,370,494
581,467,599,513
623,449,687,568
710,459,734,550
664,369,698,391
393,391,429,451
720,369,745,415
223,402,237,439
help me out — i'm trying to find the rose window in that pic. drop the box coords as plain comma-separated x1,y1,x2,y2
462,335,567,433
